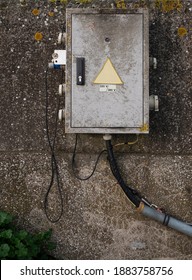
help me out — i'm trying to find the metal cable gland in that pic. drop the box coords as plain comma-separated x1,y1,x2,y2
58,33,66,45
149,95,159,111
103,134,112,141
58,109,65,121
48,63,54,69
58,84,66,96
149,57,157,69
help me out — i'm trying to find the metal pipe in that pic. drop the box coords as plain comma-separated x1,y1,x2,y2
138,203,192,237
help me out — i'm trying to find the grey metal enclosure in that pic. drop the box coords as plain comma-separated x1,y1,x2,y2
65,9,149,134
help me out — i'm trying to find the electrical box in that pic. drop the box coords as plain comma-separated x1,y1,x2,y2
65,9,149,134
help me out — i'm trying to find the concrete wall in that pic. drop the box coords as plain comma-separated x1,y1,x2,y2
0,0,191,259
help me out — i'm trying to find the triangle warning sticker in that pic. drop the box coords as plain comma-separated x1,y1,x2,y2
93,58,123,85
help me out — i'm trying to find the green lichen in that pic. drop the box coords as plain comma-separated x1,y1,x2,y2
59,0,68,3
32,9,40,16
131,0,152,9
155,0,182,12
75,0,92,3
115,0,127,9
177,26,187,37
34,32,43,41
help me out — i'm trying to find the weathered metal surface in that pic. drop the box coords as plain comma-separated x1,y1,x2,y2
0,0,191,260
66,8,149,134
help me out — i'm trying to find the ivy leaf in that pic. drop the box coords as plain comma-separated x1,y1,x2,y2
42,229,52,240
15,242,28,258
0,229,12,239
15,240,24,250
11,236,21,247
16,230,28,240
47,241,56,251
0,211,55,259
35,229,52,242
0,244,10,258
15,246,28,259
29,245,40,257
0,212,12,226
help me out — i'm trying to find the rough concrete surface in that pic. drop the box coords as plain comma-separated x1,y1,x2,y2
0,0,191,259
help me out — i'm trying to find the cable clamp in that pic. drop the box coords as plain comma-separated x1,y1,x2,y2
162,213,170,226
141,198,161,211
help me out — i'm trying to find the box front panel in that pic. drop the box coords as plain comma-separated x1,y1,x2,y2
66,10,149,133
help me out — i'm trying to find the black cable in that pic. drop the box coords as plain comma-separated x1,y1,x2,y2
106,140,141,207
44,68,64,223
61,21,66,34
60,21,66,49
44,18,66,222
72,134,107,181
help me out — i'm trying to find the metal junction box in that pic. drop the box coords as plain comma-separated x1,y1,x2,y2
65,9,149,134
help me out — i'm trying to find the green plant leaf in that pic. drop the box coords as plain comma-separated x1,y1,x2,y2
0,211,55,259
0,229,12,239
45,229,52,239
0,243,10,258
35,229,52,242
11,236,21,247
0,212,12,226
47,241,56,251
16,230,28,240
15,246,28,259
15,240,25,250
29,244,41,257
14,241,28,258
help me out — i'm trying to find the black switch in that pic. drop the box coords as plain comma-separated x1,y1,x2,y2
76,57,85,85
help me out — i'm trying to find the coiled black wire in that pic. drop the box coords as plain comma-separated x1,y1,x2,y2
106,140,141,207
72,134,107,181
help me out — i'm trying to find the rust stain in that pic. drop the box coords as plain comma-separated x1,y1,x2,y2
48,11,54,17
155,0,182,12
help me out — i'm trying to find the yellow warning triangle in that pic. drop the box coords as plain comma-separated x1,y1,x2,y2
93,58,123,85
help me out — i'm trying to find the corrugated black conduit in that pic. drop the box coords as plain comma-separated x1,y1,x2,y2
106,139,141,207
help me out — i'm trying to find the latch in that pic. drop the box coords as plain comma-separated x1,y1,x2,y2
76,57,85,85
